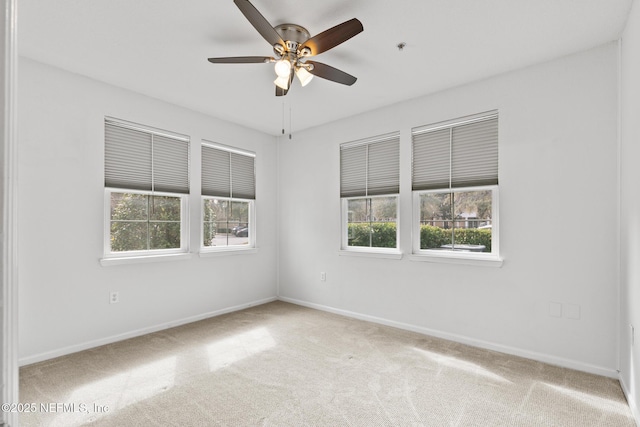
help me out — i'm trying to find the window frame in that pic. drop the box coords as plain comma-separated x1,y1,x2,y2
411,185,500,264
341,194,401,255
200,141,257,254
410,111,502,266
200,195,256,253
102,118,191,264
103,188,190,259
339,132,401,257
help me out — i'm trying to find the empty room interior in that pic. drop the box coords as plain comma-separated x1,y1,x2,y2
4,0,640,425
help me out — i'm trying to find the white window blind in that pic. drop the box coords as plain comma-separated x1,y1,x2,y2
202,144,255,199
104,120,190,194
340,132,400,197
412,114,498,191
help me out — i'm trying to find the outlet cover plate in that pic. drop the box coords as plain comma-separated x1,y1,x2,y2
110,292,119,304
549,302,562,318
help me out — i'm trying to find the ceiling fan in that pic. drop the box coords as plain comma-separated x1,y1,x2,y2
208,0,364,96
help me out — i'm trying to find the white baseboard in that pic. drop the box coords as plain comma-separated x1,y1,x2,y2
620,376,640,426
278,296,619,379
19,296,277,366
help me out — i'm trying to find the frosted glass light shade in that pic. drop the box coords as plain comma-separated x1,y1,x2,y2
295,67,314,87
274,59,291,78
274,76,289,90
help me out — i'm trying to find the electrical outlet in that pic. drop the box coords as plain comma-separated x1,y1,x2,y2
320,272,326,282
110,291,119,304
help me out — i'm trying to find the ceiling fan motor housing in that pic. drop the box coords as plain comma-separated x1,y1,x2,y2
273,24,313,67
275,24,310,45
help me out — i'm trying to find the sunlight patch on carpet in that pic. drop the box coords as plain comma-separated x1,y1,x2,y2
412,347,511,384
50,356,177,426
207,326,276,371
543,382,631,416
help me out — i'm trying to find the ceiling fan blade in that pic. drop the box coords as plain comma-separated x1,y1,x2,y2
208,56,273,64
233,0,284,48
300,18,363,57
306,61,357,86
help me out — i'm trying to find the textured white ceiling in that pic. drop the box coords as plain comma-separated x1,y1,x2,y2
18,0,633,135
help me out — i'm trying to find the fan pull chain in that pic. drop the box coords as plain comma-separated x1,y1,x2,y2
281,102,285,135
289,107,292,139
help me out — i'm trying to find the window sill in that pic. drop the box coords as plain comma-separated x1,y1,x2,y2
100,252,193,267
337,249,403,260
408,251,503,267
199,247,258,257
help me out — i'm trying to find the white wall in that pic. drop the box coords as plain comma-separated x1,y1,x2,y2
278,43,620,376
620,0,640,420
17,58,278,363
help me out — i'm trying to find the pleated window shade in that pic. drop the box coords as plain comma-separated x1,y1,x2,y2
202,144,255,199
340,133,400,197
412,115,498,191
105,121,190,194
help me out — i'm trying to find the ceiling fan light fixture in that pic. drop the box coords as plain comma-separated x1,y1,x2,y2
274,58,292,78
274,75,290,90
295,66,314,87
207,0,363,96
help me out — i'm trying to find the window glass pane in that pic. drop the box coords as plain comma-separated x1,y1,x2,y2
150,222,181,250
109,192,182,252
452,190,492,252
419,192,452,249
229,201,250,245
419,190,492,252
370,197,397,248
210,198,229,247
111,193,148,221
203,199,217,246
347,198,369,247
203,198,251,247
110,221,148,252
347,197,397,249
149,196,181,221
110,193,148,252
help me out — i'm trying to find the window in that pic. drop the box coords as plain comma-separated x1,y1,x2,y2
340,132,400,252
104,119,190,257
201,142,255,250
412,112,499,258
108,191,186,252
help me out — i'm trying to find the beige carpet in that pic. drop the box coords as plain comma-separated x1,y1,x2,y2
19,301,635,426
